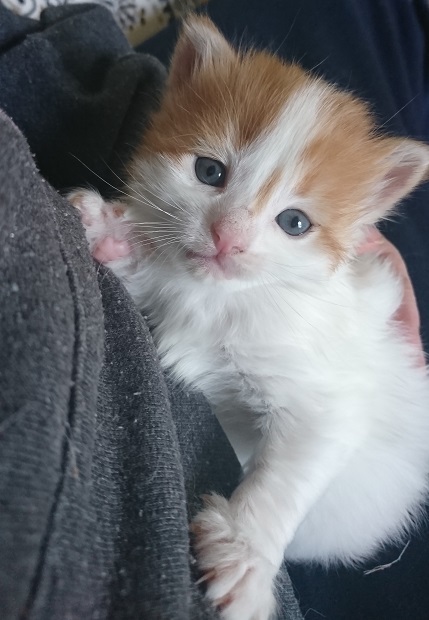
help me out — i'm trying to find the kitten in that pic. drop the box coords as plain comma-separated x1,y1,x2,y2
69,16,429,620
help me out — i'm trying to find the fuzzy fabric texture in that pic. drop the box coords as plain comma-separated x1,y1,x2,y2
0,4,165,190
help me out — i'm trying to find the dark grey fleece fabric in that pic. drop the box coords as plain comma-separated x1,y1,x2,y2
0,4,165,194
0,6,303,620
0,110,231,620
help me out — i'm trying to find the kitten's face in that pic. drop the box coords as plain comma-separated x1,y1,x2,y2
129,17,429,292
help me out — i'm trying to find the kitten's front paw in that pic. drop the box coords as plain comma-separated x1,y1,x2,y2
67,189,131,263
192,494,278,620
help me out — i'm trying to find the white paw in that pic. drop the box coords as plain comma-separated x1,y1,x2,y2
192,494,278,620
67,189,131,263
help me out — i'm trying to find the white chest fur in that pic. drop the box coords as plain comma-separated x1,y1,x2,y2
148,255,429,565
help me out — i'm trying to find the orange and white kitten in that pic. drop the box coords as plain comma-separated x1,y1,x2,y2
70,17,429,620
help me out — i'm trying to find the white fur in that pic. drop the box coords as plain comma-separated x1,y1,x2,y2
69,56,429,620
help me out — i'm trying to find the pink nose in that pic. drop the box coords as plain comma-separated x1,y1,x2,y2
211,223,245,255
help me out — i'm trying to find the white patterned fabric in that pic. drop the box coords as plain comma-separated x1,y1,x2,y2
0,0,204,44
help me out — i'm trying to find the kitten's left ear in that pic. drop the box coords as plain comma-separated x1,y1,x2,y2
168,16,236,89
366,138,429,222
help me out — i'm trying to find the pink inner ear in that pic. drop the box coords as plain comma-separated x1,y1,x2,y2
379,162,419,204
182,44,197,75
364,139,429,222
170,40,198,87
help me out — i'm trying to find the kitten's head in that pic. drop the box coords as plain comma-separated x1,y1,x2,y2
130,16,429,291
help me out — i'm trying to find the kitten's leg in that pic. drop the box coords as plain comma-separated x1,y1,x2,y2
67,190,132,263
193,413,358,620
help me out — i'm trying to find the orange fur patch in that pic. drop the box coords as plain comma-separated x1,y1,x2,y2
295,90,398,263
253,168,283,214
137,44,309,159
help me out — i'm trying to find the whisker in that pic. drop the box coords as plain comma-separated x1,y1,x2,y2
109,150,188,218
126,234,180,246
130,224,178,230
116,153,183,212
379,95,418,129
141,180,187,214
127,226,179,234
126,232,180,245
256,276,310,346
273,6,302,55
260,266,349,308
128,178,187,217
150,243,182,271
69,153,182,221
136,193,183,221
263,279,315,329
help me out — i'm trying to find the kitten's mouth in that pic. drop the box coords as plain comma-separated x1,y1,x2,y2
185,249,240,280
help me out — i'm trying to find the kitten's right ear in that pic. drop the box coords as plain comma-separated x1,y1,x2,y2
169,16,236,89
361,138,429,224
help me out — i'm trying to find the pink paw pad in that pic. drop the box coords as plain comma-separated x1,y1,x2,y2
93,237,131,263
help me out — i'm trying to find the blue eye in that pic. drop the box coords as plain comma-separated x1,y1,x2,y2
195,157,226,187
276,209,312,236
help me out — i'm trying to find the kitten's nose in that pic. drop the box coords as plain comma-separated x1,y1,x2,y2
211,223,245,255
